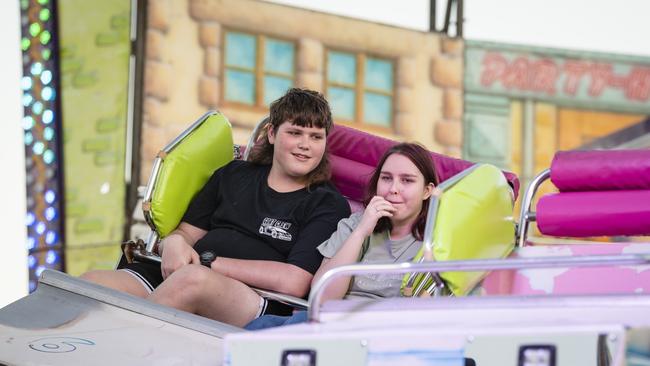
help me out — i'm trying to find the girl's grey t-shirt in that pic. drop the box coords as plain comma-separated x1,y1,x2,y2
317,212,422,299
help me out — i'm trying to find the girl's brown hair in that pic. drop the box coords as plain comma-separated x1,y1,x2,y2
363,143,440,241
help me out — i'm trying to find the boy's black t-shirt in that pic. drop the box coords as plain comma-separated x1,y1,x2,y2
182,160,350,275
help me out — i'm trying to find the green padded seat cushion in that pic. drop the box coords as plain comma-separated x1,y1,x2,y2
403,164,515,296
150,112,233,238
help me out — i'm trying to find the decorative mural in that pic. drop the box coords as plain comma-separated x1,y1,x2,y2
467,45,650,108
325,51,394,128
58,0,131,276
14,0,650,299
464,41,650,183
140,0,464,181
223,32,295,107
464,41,650,238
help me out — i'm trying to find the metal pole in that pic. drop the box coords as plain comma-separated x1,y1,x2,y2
442,0,453,34
429,0,437,32
456,0,463,37
515,169,550,248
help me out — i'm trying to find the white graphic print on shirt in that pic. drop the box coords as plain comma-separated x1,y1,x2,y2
258,217,293,241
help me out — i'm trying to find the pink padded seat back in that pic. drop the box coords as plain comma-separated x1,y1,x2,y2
537,190,650,237
535,149,650,237
327,124,520,204
550,149,650,192
242,122,520,211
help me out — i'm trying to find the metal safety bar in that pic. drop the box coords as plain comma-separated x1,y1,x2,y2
516,169,551,248
307,253,650,322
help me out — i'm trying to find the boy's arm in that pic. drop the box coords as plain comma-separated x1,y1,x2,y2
212,194,350,298
209,258,312,298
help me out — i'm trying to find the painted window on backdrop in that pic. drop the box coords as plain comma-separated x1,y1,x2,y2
327,50,394,129
224,31,295,107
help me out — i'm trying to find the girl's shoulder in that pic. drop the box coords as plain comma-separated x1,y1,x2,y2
334,211,363,231
347,211,364,224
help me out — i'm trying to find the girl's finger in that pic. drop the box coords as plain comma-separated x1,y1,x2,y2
377,202,395,211
380,206,394,214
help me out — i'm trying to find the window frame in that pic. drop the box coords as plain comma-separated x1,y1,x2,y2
325,48,396,132
221,29,297,111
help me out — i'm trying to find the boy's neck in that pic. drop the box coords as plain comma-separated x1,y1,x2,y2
267,166,306,193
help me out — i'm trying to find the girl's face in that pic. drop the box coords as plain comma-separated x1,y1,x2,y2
268,121,326,181
376,153,433,226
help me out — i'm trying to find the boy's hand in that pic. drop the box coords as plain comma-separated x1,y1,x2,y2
160,236,200,279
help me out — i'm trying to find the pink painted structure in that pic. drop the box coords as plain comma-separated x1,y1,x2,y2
482,242,650,295
484,149,650,296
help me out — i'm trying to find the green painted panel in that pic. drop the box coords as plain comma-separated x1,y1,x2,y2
464,93,510,108
65,245,122,276
58,0,130,262
466,114,508,160
465,43,650,113
463,93,511,169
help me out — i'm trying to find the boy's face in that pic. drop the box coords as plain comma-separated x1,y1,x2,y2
268,121,326,181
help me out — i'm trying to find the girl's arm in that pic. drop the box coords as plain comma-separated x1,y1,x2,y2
312,196,396,303
311,228,368,302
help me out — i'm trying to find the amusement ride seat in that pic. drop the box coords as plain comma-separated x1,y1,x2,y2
121,111,521,308
476,149,650,297
517,149,650,246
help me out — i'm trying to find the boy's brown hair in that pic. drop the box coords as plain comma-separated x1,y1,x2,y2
248,88,333,187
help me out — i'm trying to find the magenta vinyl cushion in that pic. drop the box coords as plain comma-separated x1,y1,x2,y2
537,190,650,237
327,124,520,202
550,150,650,192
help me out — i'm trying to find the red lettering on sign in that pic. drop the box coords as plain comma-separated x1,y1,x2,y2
588,63,612,97
480,52,506,87
531,59,558,95
563,61,588,95
625,67,650,101
502,57,529,90
478,52,650,102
